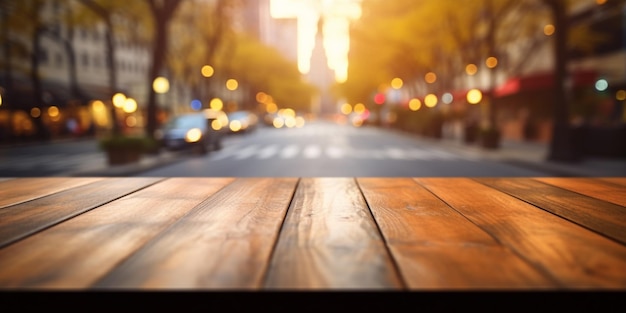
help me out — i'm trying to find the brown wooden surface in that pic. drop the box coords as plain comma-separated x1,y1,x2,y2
0,177,624,290
264,178,402,289
358,178,554,289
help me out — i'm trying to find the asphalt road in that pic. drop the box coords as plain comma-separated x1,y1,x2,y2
135,120,551,177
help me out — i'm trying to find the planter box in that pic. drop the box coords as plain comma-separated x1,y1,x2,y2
105,148,142,165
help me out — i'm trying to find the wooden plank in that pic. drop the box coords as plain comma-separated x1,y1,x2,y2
596,177,626,187
264,178,402,289
416,178,626,289
358,178,554,289
534,177,626,207
0,177,234,288
479,178,626,245
0,177,162,248
93,178,298,289
0,177,104,209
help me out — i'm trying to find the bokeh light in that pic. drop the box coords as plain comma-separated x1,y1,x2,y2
153,77,170,93
354,103,366,114
341,103,352,115
190,99,202,111
30,107,41,118
112,93,126,108
201,65,214,77
467,89,483,104
616,90,626,101
123,98,137,113
226,79,238,91
544,24,555,36
409,98,421,111
465,64,478,75
486,57,498,68
391,77,403,89
424,94,438,108
210,98,223,111
425,72,437,84
595,79,608,91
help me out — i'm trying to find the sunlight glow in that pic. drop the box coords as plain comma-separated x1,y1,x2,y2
271,0,362,83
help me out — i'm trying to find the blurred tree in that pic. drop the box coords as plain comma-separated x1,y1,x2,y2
75,0,132,136
342,0,609,153
143,0,182,140
168,0,237,105
543,0,576,161
223,32,316,113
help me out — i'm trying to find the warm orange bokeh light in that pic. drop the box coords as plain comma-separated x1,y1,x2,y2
466,64,478,75
425,72,437,84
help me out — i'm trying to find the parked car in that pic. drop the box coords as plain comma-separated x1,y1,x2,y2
156,111,224,154
226,110,258,134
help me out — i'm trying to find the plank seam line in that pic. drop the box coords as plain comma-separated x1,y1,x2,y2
0,177,168,250
89,177,239,288
416,177,565,288
476,178,626,247
259,177,302,289
0,177,107,211
454,177,568,287
355,178,408,290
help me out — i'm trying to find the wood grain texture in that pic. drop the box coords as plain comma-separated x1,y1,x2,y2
417,178,626,289
93,178,298,289
358,178,553,289
479,178,626,245
0,177,162,248
533,177,626,207
264,178,403,289
596,177,626,187
0,178,234,288
0,177,103,209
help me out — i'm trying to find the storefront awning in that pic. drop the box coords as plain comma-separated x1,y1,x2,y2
494,69,597,98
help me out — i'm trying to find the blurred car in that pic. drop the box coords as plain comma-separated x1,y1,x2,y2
155,111,224,154
226,110,258,134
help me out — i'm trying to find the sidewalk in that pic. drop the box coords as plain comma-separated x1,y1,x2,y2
425,135,626,177
68,150,189,177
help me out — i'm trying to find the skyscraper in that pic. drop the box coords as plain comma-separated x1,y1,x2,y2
307,17,336,116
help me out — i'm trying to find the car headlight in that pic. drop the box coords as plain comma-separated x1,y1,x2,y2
185,128,203,143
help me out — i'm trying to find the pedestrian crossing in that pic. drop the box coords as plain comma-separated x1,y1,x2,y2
209,143,473,161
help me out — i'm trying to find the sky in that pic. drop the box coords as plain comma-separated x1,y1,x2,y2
270,0,362,83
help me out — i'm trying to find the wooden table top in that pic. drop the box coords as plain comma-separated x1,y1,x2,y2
0,177,625,290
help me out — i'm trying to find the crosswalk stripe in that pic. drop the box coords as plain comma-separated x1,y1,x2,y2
233,144,260,160
257,145,279,159
303,145,321,159
280,145,299,159
325,146,345,159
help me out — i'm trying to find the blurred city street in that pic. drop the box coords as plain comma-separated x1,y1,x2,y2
1,119,624,178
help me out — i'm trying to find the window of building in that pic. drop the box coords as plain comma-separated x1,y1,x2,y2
38,49,49,65
54,52,63,67
81,53,89,67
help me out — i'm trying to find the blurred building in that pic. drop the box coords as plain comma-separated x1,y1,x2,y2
307,17,336,117
0,0,153,142
433,0,626,156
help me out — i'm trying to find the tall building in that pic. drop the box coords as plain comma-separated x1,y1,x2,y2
238,0,298,64
307,17,336,116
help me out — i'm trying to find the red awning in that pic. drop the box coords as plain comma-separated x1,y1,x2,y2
494,69,597,97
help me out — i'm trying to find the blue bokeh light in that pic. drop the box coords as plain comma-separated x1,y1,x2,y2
190,99,202,111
